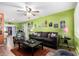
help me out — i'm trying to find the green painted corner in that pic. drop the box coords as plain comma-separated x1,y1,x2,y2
25,8,75,47
74,36,79,55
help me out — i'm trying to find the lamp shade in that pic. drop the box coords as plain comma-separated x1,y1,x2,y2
64,26,68,33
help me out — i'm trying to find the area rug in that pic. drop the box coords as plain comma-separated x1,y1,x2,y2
11,47,50,56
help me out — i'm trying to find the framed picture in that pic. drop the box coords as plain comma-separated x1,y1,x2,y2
45,20,47,27
60,21,65,28
49,22,52,27
54,23,58,28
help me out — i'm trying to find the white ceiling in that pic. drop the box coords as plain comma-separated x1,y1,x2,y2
0,2,77,23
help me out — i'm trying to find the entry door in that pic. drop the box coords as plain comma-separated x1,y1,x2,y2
8,27,12,35
0,13,4,44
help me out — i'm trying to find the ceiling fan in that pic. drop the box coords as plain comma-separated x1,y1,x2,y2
17,6,40,17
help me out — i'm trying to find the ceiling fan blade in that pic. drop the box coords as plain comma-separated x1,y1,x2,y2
17,10,26,12
32,11,39,13
32,13,36,16
31,11,39,16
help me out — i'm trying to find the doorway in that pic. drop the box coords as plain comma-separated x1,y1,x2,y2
7,27,12,36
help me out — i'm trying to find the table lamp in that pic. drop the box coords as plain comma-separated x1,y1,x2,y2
63,26,68,38
64,26,68,33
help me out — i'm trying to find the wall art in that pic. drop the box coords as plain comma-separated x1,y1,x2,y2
60,20,65,28
54,23,58,28
45,20,47,27
49,22,52,27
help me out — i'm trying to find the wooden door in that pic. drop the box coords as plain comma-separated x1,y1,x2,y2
0,13,4,44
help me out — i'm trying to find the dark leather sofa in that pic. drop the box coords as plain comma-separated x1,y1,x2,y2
29,32,58,49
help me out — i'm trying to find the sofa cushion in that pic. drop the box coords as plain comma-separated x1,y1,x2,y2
41,32,48,37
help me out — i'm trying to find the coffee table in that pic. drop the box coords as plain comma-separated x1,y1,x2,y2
19,39,43,56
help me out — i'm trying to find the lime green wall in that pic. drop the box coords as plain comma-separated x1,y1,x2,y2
14,23,23,30
26,9,74,47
